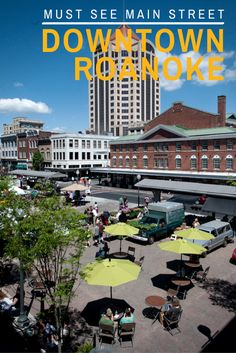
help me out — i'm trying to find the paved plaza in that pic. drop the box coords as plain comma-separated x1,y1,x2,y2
71,196,236,353
2,196,235,353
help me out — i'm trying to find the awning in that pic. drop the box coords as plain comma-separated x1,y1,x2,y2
8,169,66,179
135,179,236,199
202,197,236,216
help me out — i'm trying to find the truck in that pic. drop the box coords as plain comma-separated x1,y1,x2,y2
130,201,185,244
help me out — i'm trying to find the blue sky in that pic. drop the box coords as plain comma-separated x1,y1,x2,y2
0,0,236,133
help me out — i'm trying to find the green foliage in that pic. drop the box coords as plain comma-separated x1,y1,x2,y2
127,208,143,219
34,179,55,195
128,219,157,231
0,176,91,351
227,179,236,186
32,151,44,171
76,342,93,353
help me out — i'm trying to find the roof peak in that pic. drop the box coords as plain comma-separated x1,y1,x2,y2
110,25,140,42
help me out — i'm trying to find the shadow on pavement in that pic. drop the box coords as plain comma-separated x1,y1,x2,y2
81,297,134,326
151,274,174,291
200,316,236,352
200,278,236,313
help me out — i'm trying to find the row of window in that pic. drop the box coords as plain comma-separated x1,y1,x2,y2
112,155,234,170
1,141,16,148
53,139,108,149
53,152,107,161
112,140,234,152
1,150,17,157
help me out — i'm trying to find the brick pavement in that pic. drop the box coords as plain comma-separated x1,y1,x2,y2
71,197,236,353
2,196,235,353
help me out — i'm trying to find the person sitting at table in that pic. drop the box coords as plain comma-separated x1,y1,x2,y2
120,307,134,325
159,297,181,327
99,308,118,331
0,290,18,311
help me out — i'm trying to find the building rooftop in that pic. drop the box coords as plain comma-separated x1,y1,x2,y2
110,125,236,143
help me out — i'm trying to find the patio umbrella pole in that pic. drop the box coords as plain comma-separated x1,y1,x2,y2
110,286,113,299
119,238,122,254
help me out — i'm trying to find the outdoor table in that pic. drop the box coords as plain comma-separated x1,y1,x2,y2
145,295,166,323
171,278,191,287
145,295,166,308
184,262,201,268
112,252,129,259
171,277,191,299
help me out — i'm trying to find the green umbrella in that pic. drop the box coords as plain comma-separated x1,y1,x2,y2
159,239,206,262
82,258,141,298
159,239,206,254
104,222,139,253
174,228,214,241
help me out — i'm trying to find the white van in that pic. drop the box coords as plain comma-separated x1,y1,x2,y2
197,220,234,256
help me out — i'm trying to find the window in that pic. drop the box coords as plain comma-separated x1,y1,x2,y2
133,156,137,168
87,140,91,148
126,144,129,152
201,155,208,169
69,139,73,148
143,155,148,168
69,152,73,160
133,145,137,152
190,155,197,169
175,155,181,169
74,140,79,148
190,141,197,151
82,140,85,148
213,140,220,150
104,141,108,148
202,141,208,151
226,140,233,150
98,141,101,148
87,152,90,159
213,155,221,169
125,156,130,167
226,155,233,169
93,140,97,148
143,144,148,152
176,142,181,151
119,156,123,167
112,157,116,167
82,152,86,160
75,152,79,159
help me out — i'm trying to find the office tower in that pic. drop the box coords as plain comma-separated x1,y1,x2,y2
89,25,160,136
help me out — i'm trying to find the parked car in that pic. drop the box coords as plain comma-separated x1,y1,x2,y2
196,220,234,257
230,248,236,263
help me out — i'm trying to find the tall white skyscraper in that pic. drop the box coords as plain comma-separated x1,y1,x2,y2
89,25,160,136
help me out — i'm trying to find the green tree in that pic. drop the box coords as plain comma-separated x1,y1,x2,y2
0,178,91,353
32,150,44,170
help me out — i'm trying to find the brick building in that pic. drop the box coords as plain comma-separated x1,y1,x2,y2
17,130,52,169
103,95,236,186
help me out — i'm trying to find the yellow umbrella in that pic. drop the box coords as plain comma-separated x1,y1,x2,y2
174,228,214,241
81,258,141,298
104,222,139,253
159,238,206,264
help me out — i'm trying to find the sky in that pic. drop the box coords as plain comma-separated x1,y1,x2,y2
0,0,236,134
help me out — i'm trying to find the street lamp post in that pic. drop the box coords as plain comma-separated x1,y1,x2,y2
137,174,141,207
76,169,80,183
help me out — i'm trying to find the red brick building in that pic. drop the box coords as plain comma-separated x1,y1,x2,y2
107,96,236,186
17,131,52,169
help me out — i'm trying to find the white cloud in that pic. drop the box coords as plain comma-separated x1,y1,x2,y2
155,49,236,90
225,68,236,82
14,82,24,87
51,127,66,133
0,98,52,114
